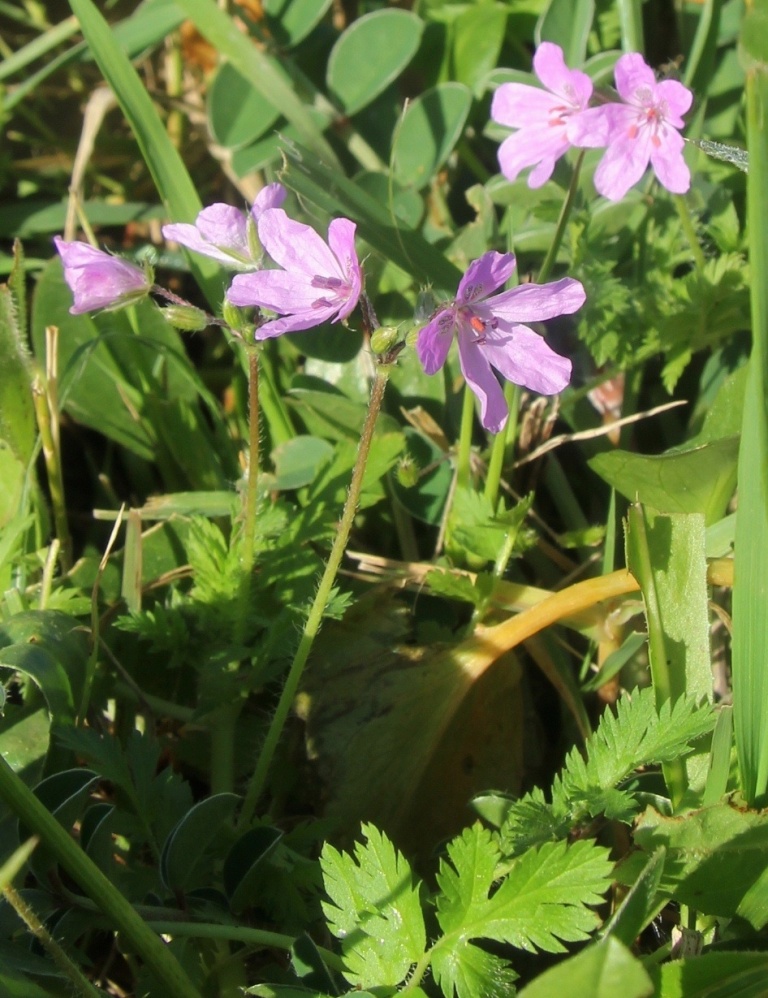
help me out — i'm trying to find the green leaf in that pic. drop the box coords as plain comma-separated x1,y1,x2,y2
67,0,222,306
272,436,334,491
436,824,612,959
321,823,426,989
223,826,284,914
431,941,517,998
518,937,653,998
450,4,507,94
208,62,281,149
160,793,240,891
392,83,472,189
602,848,666,949
588,436,739,526
660,951,768,998
536,0,595,66
500,688,716,853
632,803,768,927
263,0,333,47
327,10,423,115
0,281,34,468
173,0,339,167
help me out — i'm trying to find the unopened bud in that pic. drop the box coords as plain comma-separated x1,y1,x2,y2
370,325,399,356
161,303,209,332
415,288,437,321
222,298,246,333
396,455,419,488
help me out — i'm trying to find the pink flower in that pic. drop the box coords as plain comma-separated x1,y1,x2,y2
162,183,286,268
226,208,362,339
417,251,583,434
491,42,593,188
54,237,151,315
568,53,692,200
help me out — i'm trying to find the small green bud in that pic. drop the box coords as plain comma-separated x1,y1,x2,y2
396,455,420,489
415,288,438,321
160,303,209,332
370,325,400,356
222,298,246,333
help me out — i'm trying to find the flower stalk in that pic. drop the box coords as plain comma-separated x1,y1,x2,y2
238,362,392,829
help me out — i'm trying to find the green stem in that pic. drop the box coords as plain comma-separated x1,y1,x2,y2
673,194,706,273
537,151,584,284
4,884,102,998
484,382,520,509
31,372,72,572
146,921,343,969
237,366,392,829
0,756,204,998
210,346,260,795
617,0,645,52
455,382,476,491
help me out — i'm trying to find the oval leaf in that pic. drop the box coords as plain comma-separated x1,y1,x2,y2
208,62,281,149
160,792,241,891
223,825,283,913
327,9,423,115
392,83,472,188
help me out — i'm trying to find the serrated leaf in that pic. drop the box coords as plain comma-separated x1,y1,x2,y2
321,823,426,988
432,941,517,998
435,824,500,934
478,838,614,953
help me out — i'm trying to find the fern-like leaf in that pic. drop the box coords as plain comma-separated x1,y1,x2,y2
320,823,426,989
501,688,715,854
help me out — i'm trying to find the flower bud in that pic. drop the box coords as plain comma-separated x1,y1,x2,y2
54,237,152,315
396,455,420,489
160,303,209,332
415,288,438,321
370,325,399,356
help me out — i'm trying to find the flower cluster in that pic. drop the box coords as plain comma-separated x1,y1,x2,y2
491,43,693,201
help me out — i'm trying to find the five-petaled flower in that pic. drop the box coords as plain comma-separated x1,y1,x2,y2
162,182,286,269
491,42,593,188
54,237,151,315
226,208,362,339
417,251,584,433
568,53,692,200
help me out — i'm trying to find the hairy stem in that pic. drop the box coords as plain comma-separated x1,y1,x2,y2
537,151,584,285
237,366,391,828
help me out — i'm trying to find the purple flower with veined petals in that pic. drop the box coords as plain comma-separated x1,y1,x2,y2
226,208,362,339
568,53,692,200
491,42,593,188
417,251,584,434
54,237,151,315
162,182,286,269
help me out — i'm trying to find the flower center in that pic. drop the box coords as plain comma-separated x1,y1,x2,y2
310,274,348,310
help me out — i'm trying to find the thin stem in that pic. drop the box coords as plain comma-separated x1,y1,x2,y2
237,367,391,829
484,382,520,509
4,884,102,998
32,372,72,572
673,194,707,273
455,382,475,491
0,755,204,998
210,345,261,795
537,151,585,285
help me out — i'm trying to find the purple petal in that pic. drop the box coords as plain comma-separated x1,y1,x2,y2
491,83,561,128
257,209,340,279
196,204,248,251
656,79,693,125
567,104,625,147
593,128,652,200
326,217,362,319
255,307,338,339
527,156,558,188
227,269,319,311
251,182,287,220
54,237,148,314
483,324,572,395
614,53,656,102
456,328,508,434
457,251,516,304
416,311,454,374
533,42,592,108
489,277,586,322
497,126,570,183
649,128,690,193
